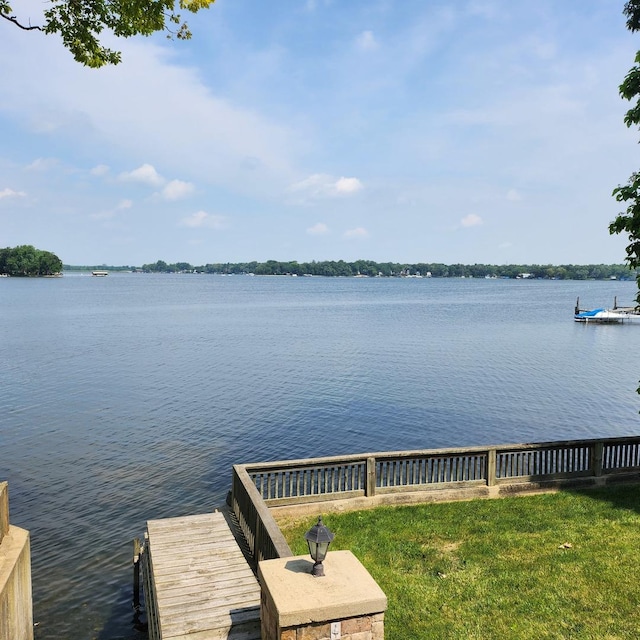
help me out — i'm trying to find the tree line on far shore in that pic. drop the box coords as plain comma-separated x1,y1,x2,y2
137,259,638,280
0,245,63,276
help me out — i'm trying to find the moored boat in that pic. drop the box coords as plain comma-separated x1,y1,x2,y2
574,297,640,323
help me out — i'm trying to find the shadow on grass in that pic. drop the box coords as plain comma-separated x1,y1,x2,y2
565,476,640,514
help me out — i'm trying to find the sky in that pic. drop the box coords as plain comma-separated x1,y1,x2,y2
1,0,639,266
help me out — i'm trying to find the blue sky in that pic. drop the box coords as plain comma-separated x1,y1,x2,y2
1,0,639,266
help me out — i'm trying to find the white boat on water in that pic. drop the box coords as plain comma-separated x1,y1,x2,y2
574,308,631,323
92,270,109,277
574,297,640,323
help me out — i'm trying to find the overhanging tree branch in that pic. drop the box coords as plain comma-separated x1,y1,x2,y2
611,1,640,307
0,0,215,67
0,12,42,31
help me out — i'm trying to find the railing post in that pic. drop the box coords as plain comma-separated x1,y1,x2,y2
133,538,141,612
487,449,497,486
593,441,604,477
366,457,376,497
254,521,262,566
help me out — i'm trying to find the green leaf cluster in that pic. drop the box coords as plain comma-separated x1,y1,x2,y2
0,245,63,277
0,0,215,67
611,1,640,303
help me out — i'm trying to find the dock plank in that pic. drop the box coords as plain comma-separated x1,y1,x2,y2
155,576,259,595
145,511,261,640
151,553,244,568
154,567,258,583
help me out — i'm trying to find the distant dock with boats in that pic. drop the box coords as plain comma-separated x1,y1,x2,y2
574,296,640,323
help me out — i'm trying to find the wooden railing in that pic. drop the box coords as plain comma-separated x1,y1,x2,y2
230,436,640,565
138,533,159,640
231,465,294,568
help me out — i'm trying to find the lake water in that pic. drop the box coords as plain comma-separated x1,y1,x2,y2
2,274,640,639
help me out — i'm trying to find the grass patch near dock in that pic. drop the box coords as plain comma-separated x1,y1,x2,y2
276,485,640,639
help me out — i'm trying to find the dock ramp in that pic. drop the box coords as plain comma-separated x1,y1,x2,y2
141,511,261,639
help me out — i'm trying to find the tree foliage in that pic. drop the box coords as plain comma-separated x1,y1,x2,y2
139,259,636,280
611,1,640,303
0,245,63,277
0,0,215,67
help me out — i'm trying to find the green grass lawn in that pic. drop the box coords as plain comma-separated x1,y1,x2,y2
277,485,640,639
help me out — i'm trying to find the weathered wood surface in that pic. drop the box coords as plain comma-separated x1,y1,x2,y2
231,466,293,569
145,512,261,640
0,482,9,543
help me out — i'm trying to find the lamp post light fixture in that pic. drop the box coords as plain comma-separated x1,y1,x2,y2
304,516,335,577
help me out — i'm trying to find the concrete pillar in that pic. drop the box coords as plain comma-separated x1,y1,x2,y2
0,526,33,640
258,550,387,640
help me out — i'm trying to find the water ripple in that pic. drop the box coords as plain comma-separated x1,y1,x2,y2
2,275,640,638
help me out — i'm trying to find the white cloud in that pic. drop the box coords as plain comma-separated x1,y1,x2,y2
162,179,195,200
356,30,379,52
90,199,132,220
0,187,26,199
118,169,194,199
289,174,327,196
91,164,110,177
119,163,164,187
288,174,330,198
307,222,329,235
335,177,363,194
506,189,522,202
0,24,306,207
26,158,58,171
180,211,227,230
460,213,483,228
288,174,364,200
344,227,369,239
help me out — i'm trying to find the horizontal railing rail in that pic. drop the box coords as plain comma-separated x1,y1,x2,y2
231,436,640,566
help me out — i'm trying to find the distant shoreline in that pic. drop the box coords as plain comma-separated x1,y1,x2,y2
62,260,639,281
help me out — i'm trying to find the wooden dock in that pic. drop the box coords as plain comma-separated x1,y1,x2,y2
142,511,261,640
